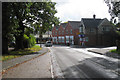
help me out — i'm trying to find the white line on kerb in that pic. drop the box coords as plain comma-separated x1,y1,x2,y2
48,48,54,78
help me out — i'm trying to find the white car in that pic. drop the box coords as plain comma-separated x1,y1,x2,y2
45,41,52,47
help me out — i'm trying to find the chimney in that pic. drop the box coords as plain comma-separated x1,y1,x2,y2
93,14,96,19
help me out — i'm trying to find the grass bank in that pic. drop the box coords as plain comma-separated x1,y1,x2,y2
110,49,120,54
2,45,41,61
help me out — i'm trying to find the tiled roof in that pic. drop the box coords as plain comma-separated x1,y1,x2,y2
68,21,81,29
60,23,67,29
82,18,104,28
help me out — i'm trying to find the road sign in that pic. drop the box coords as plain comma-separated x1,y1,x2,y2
78,34,85,38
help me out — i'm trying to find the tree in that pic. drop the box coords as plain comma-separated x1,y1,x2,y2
104,0,120,50
29,2,60,46
2,2,60,54
2,3,11,54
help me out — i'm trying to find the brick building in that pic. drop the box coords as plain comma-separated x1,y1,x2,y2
80,15,116,46
52,15,116,46
52,21,81,45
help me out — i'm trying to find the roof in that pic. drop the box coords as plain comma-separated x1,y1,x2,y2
81,18,104,28
60,23,67,29
68,21,81,29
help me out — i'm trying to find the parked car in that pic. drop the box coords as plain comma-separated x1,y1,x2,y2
45,41,52,47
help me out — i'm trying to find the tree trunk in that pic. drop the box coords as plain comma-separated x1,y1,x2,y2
15,35,24,50
116,40,120,51
39,33,43,47
2,37,8,55
15,21,25,50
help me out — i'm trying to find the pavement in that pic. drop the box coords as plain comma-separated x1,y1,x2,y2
1,47,50,78
88,48,120,59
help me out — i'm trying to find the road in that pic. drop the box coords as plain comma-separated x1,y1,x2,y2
2,45,120,79
49,45,120,79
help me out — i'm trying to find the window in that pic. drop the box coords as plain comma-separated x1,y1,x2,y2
70,29,72,34
61,37,64,43
102,27,110,32
70,36,74,44
58,37,61,42
62,31,64,35
66,30,68,34
79,27,83,33
66,36,69,43
90,28,94,32
55,37,57,42
55,32,57,35
59,31,61,35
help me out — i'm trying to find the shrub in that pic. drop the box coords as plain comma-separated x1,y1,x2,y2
29,34,36,47
23,34,36,48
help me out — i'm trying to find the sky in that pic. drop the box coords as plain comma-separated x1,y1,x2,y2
52,0,111,23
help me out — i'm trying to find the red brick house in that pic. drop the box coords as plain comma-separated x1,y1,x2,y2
65,21,81,45
52,21,81,45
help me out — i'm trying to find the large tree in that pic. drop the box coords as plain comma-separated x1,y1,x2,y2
104,0,120,50
2,2,60,54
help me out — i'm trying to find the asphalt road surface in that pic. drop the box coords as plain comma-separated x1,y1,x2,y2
49,46,120,80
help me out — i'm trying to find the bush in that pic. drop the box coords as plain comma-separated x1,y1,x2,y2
29,34,36,47
23,34,36,48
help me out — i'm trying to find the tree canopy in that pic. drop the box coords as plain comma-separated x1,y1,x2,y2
104,0,120,23
104,0,120,50
2,2,60,54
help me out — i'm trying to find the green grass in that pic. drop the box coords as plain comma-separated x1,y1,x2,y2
2,45,42,61
110,49,120,54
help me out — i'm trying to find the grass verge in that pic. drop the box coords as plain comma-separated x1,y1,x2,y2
110,49,120,54
2,45,42,61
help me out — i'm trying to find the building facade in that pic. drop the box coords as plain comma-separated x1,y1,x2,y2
52,15,116,46
52,21,81,45
79,16,116,46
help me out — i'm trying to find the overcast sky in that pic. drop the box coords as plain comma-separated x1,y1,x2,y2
52,0,111,23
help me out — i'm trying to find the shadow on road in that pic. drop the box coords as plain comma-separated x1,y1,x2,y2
62,57,119,80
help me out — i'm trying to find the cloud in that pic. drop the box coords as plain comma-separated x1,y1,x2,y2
54,0,111,22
